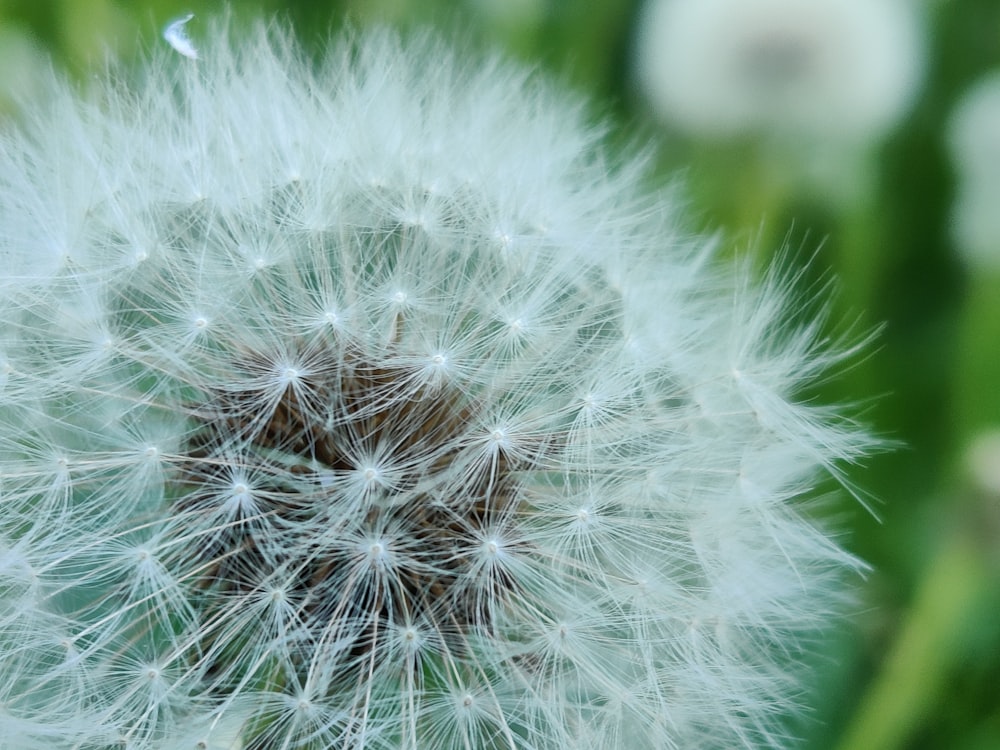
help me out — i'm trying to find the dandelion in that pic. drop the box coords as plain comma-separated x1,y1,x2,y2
0,19,875,749
966,431,1000,497
947,71,1000,269
634,0,925,144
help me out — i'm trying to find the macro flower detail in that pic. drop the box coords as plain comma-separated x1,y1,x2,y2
1,21,874,750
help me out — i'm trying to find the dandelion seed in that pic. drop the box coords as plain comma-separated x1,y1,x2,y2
164,13,199,60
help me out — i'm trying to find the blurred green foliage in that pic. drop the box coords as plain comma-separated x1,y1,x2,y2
1,1,998,748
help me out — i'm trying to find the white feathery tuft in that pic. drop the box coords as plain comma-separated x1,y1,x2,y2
0,19,878,749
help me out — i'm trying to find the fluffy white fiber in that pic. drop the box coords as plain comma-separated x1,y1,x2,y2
0,19,874,749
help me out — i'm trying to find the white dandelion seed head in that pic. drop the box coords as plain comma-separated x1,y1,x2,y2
635,0,926,144
948,72,1000,183
0,18,877,749
947,71,1000,269
965,430,1000,498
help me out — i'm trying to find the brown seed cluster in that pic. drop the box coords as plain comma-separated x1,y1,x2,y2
173,343,537,679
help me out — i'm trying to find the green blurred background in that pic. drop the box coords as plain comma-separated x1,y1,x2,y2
1,1,997,748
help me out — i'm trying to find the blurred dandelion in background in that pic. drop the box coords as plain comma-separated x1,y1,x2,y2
965,431,1000,498
633,0,928,211
947,71,1000,270
0,15,878,750
634,0,925,146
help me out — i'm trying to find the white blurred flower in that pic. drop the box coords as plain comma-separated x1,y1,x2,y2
635,0,925,144
966,430,1000,497
947,72,1000,269
0,19,875,749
